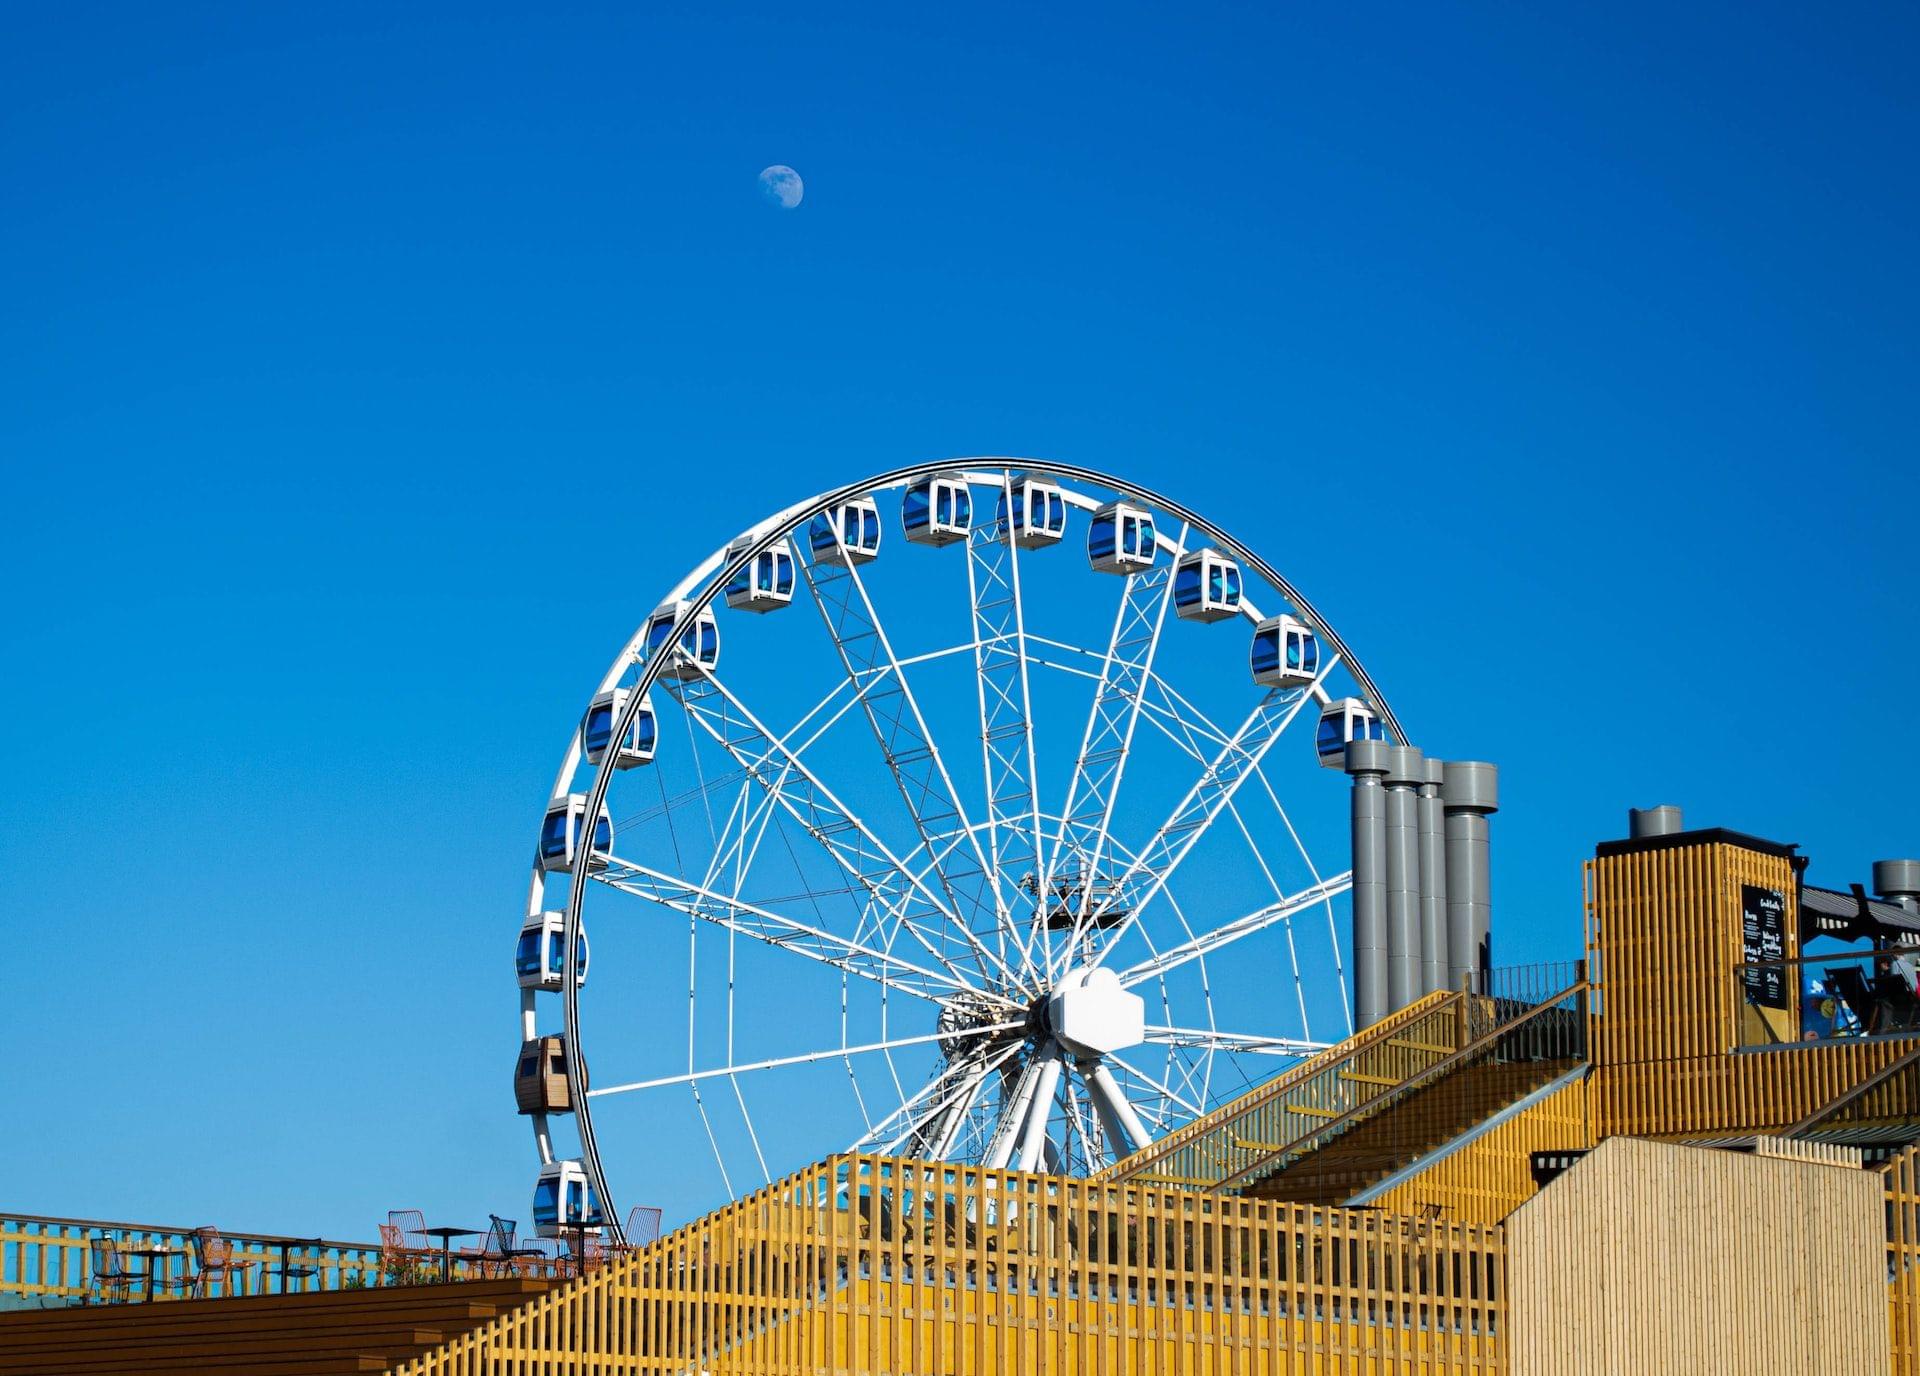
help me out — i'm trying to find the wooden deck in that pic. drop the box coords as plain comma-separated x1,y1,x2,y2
0,1277,556,1375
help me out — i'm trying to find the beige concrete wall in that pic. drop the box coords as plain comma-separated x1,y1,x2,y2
1507,1135,1886,1376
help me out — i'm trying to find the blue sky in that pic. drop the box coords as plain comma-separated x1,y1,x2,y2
3,3,1916,1239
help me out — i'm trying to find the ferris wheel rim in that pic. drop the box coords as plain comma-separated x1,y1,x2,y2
540,457,1405,1241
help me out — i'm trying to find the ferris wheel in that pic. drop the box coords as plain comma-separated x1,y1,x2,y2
514,460,1402,1238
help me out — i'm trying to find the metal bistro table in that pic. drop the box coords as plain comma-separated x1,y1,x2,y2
270,1236,324,1295
419,1225,483,1283
123,1242,183,1301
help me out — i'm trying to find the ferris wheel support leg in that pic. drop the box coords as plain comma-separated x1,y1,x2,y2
983,1052,1046,1170
1081,1056,1153,1157
1014,1051,1065,1172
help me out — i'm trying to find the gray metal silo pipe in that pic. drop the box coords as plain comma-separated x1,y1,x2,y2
1875,860,1920,917
1418,757,1448,996
1384,745,1425,1014
1442,761,1499,993
1346,739,1391,1028
1628,805,1684,839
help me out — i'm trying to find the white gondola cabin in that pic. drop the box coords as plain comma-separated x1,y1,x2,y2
902,472,972,547
583,688,656,770
516,912,589,991
515,1034,585,1114
1087,501,1157,574
644,600,720,681
1173,549,1242,622
809,497,882,566
723,537,796,613
533,1159,605,1237
998,475,1068,549
1251,614,1320,688
1316,697,1385,768
538,794,612,874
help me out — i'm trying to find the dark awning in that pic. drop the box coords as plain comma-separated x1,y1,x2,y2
1801,883,1920,941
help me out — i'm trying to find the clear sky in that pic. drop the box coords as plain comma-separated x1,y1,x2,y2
3,3,1916,1240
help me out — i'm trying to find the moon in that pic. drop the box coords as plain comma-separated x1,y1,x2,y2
758,165,803,210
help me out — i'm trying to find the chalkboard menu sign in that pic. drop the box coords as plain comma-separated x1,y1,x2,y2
1741,883,1788,1009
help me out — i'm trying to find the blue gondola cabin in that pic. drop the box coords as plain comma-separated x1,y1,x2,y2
1087,501,1157,574
516,912,589,992
999,475,1068,549
809,497,882,566
533,1160,605,1237
1173,549,1242,622
644,600,720,681
583,688,656,770
724,538,796,613
1251,614,1320,688
538,794,612,874
1316,697,1385,768
903,473,972,547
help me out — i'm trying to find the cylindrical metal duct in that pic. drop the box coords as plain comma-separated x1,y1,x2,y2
1418,757,1448,996
1346,739,1391,1028
1442,761,1499,993
1384,745,1424,1014
1875,859,1920,916
1628,805,1684,839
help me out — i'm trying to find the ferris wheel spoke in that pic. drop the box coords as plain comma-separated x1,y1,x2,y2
592,855,977,1002
1103,1051,1207,1123
966,477,1048,981
797,546,1008,956
1119,669,1323,1042
1247,761,1352,1039
1075,658,1338,965
666,669,1003,988
1141,1026,1328,1057
1040,523,1187,975
1112,873,1352,989
853,1039,1025,1155
914,1057,996,1159
585,1021,1022,1099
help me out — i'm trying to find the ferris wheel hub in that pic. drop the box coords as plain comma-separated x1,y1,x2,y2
1045,966,1147,1059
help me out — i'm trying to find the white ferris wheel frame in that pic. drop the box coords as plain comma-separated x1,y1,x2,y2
523,458,1405,1240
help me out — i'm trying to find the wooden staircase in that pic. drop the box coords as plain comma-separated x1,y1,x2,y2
0,1277,557,1375
1244,1056,1582,1204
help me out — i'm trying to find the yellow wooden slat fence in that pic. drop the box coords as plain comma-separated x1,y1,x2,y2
395,1152,1507,1375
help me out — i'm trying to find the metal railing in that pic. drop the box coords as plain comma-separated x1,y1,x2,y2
0,1211,536,1306
1244,980,1589,1201
1103,961,1586,1193
1735,945,1920,1048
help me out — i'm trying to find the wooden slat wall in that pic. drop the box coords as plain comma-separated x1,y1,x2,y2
1506,1136,1886,1376
1585,840,1919,1138
1367,1077,1593,1227
394,1152,1508,1375
1586,841,1799,1068
1884,1145,1920,1376
1590,1043,1920,1138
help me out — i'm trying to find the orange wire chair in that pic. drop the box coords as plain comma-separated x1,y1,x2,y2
379,1221,434,1283
186,1226,257,1298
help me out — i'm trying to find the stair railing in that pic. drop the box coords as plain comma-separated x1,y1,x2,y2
1214,966,1588,1193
